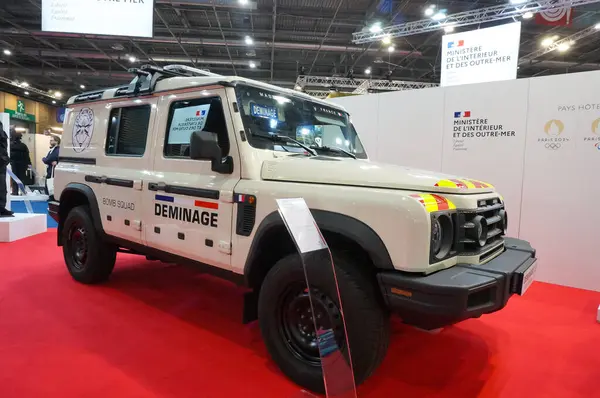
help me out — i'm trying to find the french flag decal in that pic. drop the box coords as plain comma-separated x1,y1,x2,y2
454,111,471,118
155,194,218,210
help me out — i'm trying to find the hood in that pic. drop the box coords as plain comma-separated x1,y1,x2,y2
261,156,495,194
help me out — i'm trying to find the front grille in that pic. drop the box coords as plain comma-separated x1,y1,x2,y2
456,197,505,255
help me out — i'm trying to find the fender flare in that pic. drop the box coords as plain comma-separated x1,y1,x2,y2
244,209,395,285
58,183,105,239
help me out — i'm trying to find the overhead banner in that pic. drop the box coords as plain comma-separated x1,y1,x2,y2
41,0,154,38
441,22,521,87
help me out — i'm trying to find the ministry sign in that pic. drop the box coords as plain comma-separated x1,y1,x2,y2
441,22,521,87
42,0,154,38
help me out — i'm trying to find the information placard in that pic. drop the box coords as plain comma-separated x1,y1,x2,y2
42,0,154,38
441,22,521,87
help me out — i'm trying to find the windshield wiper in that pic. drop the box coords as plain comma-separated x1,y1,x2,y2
251,133,317,156
310,145,357,159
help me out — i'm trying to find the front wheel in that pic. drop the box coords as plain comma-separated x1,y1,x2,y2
258,252,390,394
62,205,117,284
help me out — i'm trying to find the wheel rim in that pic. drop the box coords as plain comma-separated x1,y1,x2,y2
279,284,345,366
68,223,88,270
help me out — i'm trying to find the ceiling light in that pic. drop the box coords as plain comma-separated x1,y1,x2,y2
80,84,86,89
365,67,371,75
54,91,62,99
557,43,570,52
595,23,600,30
245,35,254,45
3,49,11,56
424,6,436,17
24,91,29,95
444,25,455,33
369,22,382,33
388,46,395,53
382,35,391,45
128,55,137,63
510,0,527,4
541,37,555,47
21,82,29,87
522,11,534,19
249,61,256,68
52,100,56,104
239,0,248,4
431,11,447,21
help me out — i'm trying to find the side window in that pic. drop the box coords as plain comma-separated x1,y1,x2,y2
164,96,230,158
105,105,151,156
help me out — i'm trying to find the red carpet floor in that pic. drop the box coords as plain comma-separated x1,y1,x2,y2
0,231,599,398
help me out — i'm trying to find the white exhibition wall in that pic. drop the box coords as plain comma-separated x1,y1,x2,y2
330,70,600,292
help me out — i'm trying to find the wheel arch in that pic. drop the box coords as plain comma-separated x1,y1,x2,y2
57,183,103,245
244,209,394,290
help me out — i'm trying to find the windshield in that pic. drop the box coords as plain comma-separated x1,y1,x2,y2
235,84,367,159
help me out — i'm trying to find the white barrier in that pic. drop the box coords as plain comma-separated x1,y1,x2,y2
330,70,600,292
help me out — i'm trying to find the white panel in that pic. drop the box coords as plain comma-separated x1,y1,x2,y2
42,0,154,38
375,88,444,171
520,71,600,292
328,94,380,159
0,214,47,242
442,79,529,238
441,22,521,87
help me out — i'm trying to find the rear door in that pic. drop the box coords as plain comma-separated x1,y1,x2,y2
91,99,158,245
143,88,240,271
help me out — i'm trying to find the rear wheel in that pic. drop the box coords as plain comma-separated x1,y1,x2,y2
62,205,117,284
258,251,390,394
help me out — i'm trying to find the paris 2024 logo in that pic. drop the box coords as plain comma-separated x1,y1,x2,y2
72,107,94,153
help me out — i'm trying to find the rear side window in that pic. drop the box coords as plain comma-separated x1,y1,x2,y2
164,96,230,158
105,105,151,156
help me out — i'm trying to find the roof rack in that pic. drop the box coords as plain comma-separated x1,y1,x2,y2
163,64,222,77
71,64,224,104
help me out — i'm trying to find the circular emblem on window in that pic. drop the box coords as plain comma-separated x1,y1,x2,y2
72,107,94,153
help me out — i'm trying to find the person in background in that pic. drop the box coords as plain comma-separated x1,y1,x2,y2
9,131,31,195
42,135,60,196
0,122,14,217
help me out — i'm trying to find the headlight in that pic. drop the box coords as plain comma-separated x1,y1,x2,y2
431,213,454,260
471,215,488,247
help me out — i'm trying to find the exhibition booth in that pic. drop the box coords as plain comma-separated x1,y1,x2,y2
1,3,599,396
329,69,600,293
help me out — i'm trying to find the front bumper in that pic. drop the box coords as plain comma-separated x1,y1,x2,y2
377,238,536,330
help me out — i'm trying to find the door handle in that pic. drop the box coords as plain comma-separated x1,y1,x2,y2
148,182,167,192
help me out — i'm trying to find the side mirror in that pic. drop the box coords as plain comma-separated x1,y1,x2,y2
189,130,233,174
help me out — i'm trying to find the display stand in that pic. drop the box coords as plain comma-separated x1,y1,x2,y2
0,168,47,242
277,198,357,398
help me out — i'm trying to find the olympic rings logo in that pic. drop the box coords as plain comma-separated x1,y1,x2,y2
545,143,561,150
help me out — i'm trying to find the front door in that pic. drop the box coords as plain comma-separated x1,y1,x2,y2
143,88,240,271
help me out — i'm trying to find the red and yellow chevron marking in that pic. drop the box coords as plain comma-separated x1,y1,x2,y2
410,194,456,213
435,178,494,189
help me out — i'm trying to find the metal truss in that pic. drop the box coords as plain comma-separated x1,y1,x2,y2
352,0,600,44
0,76,56,99
519,24,600,65
296,75,438,94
